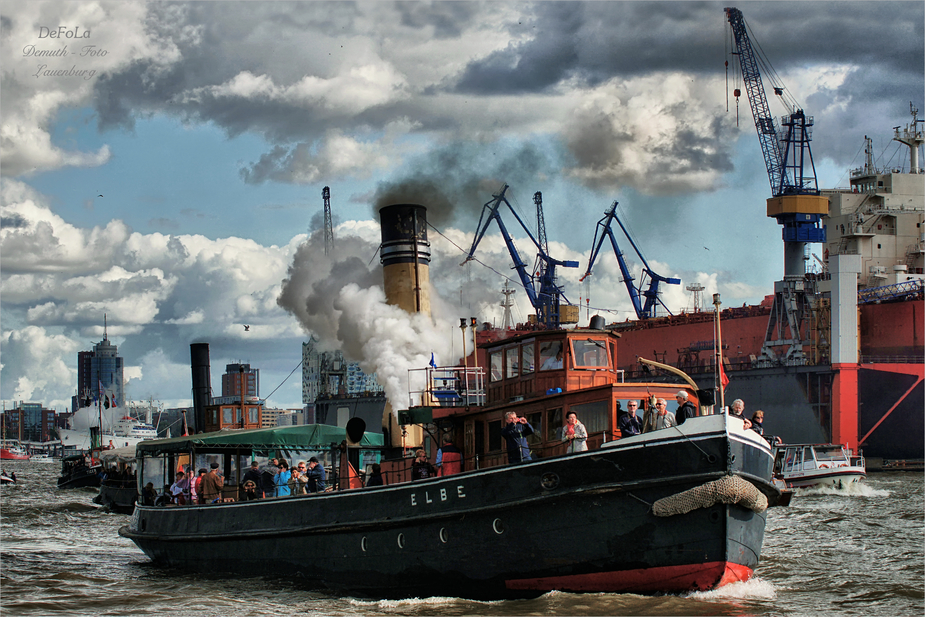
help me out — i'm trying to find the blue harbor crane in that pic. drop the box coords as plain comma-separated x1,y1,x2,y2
580,201,681,320
725,6,829,364
462,184,579,330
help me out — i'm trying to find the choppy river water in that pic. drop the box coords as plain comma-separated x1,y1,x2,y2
1,461,922,616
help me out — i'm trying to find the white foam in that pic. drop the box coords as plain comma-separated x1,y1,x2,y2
348,595,502,610
689,576,777,601
797,482,889,498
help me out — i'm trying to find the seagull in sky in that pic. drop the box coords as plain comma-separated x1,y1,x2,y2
244,325,250,331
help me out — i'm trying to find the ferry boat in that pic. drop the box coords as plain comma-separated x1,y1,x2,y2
774,443,866,489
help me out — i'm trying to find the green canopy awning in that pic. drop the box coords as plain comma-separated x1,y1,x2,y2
134,424,383,457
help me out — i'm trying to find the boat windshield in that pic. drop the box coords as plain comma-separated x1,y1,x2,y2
815,447,846,462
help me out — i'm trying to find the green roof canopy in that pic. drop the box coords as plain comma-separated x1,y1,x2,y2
134,424,383,457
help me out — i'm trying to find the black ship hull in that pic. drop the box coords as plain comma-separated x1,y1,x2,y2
94,482,137,514
121,415,779,599
57,468,101,490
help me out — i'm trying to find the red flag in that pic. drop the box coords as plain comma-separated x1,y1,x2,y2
719,360,730,391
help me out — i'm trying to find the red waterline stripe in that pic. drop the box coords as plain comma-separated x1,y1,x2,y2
505,561,753,593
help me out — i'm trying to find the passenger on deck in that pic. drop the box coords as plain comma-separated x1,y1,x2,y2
169,471,188,505
619,400,643,437
142,482,157,506
750,410,765,435
729,399,753,430
242,461,262,498
411,449,437,480
653,399,677,430
191,468,207,504
436,436,462,476
261,458,280,498
501,410,534,463
562,411,589,453
674,391,698,425
275,460,292,497
366,463,385,487
242,480,259,501
199,462,224,503
289,461,309,495
306,457,326,493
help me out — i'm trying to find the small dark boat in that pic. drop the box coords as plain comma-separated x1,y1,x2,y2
57,454,102,489
93,446,138,513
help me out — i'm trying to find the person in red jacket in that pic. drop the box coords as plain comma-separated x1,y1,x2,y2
436,435,463,476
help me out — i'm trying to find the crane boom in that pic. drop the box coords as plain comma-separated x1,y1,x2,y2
581,201,680,320
725,6,820,197
463,185,579,329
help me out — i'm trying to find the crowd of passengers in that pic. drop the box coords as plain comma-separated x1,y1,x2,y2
144,456,329,506
142,396,766,505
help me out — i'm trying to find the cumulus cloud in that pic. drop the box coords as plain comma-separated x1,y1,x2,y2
0,182,303,409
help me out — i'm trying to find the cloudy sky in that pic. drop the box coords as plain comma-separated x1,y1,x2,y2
1,1,922,414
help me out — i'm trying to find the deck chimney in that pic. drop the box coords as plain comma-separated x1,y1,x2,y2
190,343,212,433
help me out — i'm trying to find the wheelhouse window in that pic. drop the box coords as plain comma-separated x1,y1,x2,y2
539,341,563,371
222,407,234,424
489,352,503,382
506,347,519,379
568,400,608,433
571,338,609,369
546,408,563,441
526,412,543,447
488,420,502,452
522,342,535,374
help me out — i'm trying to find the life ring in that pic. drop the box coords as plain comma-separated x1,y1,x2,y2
819,463,831,469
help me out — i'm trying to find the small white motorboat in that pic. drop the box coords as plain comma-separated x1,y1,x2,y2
775,443,866,489
30,454,55,463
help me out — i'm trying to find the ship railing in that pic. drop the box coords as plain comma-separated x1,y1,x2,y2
860,355,925,364
407,365,486,408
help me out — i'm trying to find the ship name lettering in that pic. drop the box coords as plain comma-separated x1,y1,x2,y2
410,484,466,507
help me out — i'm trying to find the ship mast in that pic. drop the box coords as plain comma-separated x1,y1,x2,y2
894,102,925,173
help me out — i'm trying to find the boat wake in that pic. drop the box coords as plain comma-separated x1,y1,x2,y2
689,576,777,601
797,483,889,498
348,595,504,611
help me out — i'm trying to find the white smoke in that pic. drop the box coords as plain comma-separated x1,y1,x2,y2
277,229,455,410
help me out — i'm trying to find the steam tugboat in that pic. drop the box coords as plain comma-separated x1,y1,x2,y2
120,203,783,599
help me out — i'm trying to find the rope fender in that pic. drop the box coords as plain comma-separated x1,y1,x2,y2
652,475,768,517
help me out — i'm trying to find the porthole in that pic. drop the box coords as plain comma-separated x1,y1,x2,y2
397,533,405,548
361,536,367,552
492,518,504,535
710,509,722,523
439,527,448,543
541,472,560,490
